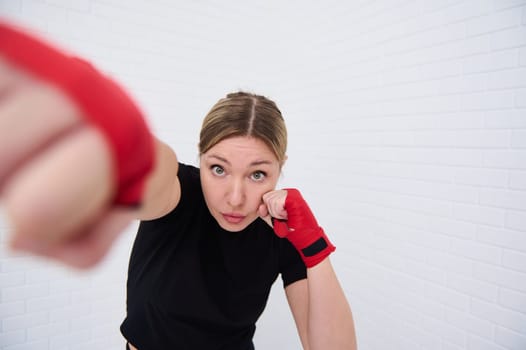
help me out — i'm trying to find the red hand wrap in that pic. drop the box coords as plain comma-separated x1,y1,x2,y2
273,189,335,268
0,22,154,206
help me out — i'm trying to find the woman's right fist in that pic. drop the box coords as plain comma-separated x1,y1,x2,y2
0,22,154,268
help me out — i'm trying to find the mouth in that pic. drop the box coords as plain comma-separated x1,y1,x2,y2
222,213,246,224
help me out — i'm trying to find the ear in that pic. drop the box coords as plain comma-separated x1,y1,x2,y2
280,154,288,169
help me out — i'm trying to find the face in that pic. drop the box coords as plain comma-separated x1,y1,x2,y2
200,136,282,232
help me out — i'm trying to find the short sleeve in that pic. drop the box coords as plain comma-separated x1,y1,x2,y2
279,238,307,288
175,163,201,208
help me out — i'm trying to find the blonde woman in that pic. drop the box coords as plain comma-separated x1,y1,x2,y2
0,22,357,350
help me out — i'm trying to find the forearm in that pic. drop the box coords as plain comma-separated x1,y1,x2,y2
264,188,357,348
306,258,357,350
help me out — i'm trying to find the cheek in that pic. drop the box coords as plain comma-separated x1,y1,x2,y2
201,176,222,205
249,184,275,206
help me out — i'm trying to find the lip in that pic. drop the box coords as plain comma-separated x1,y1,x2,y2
222,213,246,224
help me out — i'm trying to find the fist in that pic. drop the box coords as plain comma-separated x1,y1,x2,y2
260,188,335,267
260,189,289,221
0,23,146,268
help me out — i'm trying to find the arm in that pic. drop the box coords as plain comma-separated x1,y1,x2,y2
0,22,180,267
305,259,357,349
285,279,310,349
285,261,357,350
136,137,181,220
263,189,357,349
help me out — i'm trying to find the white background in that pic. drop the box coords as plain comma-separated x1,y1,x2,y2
1,1,526,349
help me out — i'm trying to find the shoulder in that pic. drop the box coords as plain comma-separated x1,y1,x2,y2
141,162,203,225
177,162,199,183
176,163,202,203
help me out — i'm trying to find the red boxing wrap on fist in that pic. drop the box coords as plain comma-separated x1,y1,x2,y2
0,22,154,206
273,189,335,268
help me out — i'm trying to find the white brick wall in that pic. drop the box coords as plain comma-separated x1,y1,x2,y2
1,1,525,349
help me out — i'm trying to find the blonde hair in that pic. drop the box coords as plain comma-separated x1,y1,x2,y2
199,91,287,165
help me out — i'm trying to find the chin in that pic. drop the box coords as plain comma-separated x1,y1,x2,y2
219,221,249,232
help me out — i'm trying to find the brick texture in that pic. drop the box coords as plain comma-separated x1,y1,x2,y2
0,1,525,349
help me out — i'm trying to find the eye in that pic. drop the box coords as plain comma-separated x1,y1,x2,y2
211,165,225,176
250,171,267,182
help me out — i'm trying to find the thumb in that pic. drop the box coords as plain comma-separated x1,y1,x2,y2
258,202,269,218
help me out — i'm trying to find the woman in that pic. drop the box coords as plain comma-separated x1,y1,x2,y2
0,23,356,349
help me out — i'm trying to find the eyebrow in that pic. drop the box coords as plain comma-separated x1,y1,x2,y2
206,154,273,167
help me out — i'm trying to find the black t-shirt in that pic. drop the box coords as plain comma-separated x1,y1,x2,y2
120,163,307,350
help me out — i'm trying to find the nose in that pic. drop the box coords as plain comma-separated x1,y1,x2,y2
227,178,245,208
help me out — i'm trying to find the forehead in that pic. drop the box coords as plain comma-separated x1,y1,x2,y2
203,136,277,163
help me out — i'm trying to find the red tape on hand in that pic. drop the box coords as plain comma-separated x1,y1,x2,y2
273,189,335,268
0,22,154,206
